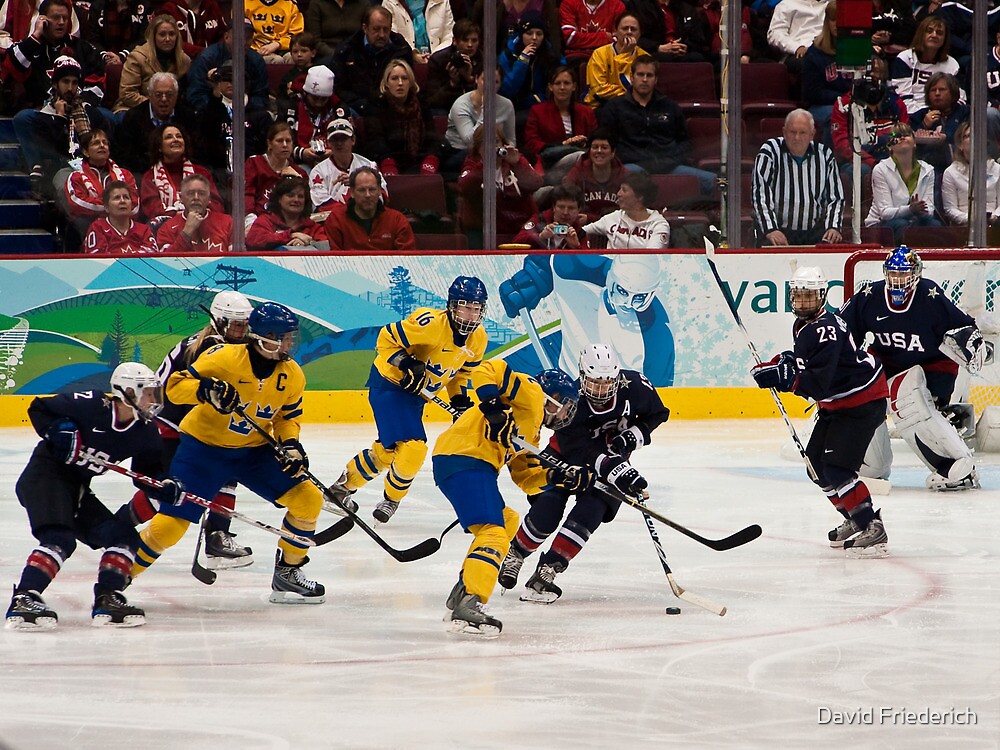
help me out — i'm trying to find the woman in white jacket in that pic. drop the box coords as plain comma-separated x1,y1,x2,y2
380,0,454,59
941,121,1000,226
865,122,942,243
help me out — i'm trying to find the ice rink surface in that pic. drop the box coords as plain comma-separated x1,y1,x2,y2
0,419,997,750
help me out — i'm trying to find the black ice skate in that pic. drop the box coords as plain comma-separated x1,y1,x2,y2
448,591,502,638
92,588,145,628
5,587,57,631
270,551,326,604
205,530,254,570
498,545,525,590
323,471,359,516
520,562,563,604
372,494,399,524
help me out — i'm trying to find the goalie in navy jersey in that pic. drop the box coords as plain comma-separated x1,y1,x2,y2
839,246,987,491
156,290,254,569
752,267,891,558
5,363,170,631
497,343,670,602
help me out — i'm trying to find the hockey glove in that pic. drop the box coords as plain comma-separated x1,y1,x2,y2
943,326,986,374
392,354,428,394
750,351,797,392
484,409,517,449
449,393,474,421
597,454,648,496
44,418,82,464
609,425,646,457
196,377,240,414
547,464,594,492
149,477,185,507
278,438,308,476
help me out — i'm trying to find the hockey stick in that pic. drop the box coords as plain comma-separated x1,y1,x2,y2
520,309,555,369
639,498,727,616
703,234,820,481
190,514,217,585
232,404,446,563
511,435,762,551
93,458,340,546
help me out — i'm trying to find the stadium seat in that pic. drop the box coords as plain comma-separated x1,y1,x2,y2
415,233,468,250
741,63,797,139
901,225,968,248
267,63,293,96
104,63,122,109
688,117,753,173
383,173,454,230
656,62,720,117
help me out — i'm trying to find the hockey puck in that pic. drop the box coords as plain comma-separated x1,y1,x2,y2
665,606,681,615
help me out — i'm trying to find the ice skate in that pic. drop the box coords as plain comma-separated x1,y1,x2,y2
92,588,145,627
926,469,980,492
844,518,889,559
5,588,57,631
372,495,399,524
269,551,326,604
448,592,502,638
497,545,525,590
828,518,861,548
204,530,254,570
520,562,563,604
323,471,359,516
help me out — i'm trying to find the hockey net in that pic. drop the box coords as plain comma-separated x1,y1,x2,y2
844,249,1000,419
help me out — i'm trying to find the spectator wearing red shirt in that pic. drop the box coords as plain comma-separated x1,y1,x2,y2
64,129,138,240
562,128,627,220
156,173,232,251
83,180,159,254
247,175,329,250
559,0,624,65
154,0,227,57
324,166,416,250
140,123,223,229
245,122,309,221
523,65,596,179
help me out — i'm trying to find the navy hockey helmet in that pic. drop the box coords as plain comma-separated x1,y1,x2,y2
536,368,579,430
883,245,922,308
249,302,299,360
447,276,488,335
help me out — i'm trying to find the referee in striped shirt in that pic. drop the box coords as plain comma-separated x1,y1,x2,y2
751,109,845,246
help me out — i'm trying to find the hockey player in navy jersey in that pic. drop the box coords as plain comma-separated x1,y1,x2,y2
5,363,170,630
157,290,255,568
839,246,987,491
498,343,670,601
752,267,891,558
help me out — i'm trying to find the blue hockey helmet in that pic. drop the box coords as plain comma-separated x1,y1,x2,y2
249,302,299,360
536,368,579,430
883,246,922,308
447,276,488,335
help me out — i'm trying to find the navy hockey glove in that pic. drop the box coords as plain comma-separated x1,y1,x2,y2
392,354,428,394
751,351,797,392
609,425,645,457
197,377,240,414
44,418,82,464
149,477,185,507
548,464,594,492
597,454,648,496
278,438,308,476
449,393,474,421
943,326,986,374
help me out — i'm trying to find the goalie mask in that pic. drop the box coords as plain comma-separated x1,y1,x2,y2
788,266,828,320
605,255,661,313
110,362,163,422
536,368,579,430
883,245,922,309
447,276,488,336
249,302,299,361
210,290,252,343
578,343,621,407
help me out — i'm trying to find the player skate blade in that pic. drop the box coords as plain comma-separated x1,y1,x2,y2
829,535,859,549
322,499,355,517
5,615,57,631
446,619,501,638
268,591,326,604
519,589,560,604
91,613,145,628
844,542,889,560
204,554,255,571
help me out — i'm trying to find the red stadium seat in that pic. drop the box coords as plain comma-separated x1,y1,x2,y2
656,62,721,117
415,233,468,249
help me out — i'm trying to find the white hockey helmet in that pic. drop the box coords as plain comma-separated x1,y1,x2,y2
606,254,661,313
788,266,828,320
578,343,621,406
210,290,252,343
110,362,163,422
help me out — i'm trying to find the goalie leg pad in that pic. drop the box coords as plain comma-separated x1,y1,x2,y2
888,367,973,479
860,420,893,481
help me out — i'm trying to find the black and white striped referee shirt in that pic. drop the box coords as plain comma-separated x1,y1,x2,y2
751,138,845,237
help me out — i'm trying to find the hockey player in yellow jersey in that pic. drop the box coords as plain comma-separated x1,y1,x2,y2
132,302,328,604
339,276,489,524
432,362,590,637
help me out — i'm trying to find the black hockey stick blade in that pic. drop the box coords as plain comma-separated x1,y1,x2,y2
312,516,355,545
191,515,217,585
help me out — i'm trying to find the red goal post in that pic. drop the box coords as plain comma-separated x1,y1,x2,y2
844,248,1000,415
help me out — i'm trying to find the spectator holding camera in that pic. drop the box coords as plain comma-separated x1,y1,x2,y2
365,59,442,175
425,20,482,113
287,64,349,166
864,121,941,243
941,121,1000,227
513,184,589,249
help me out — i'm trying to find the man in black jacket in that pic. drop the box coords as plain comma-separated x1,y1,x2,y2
114,72,199,175
331,6,414,115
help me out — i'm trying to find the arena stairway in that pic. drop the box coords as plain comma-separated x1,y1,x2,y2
0,116,55,254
